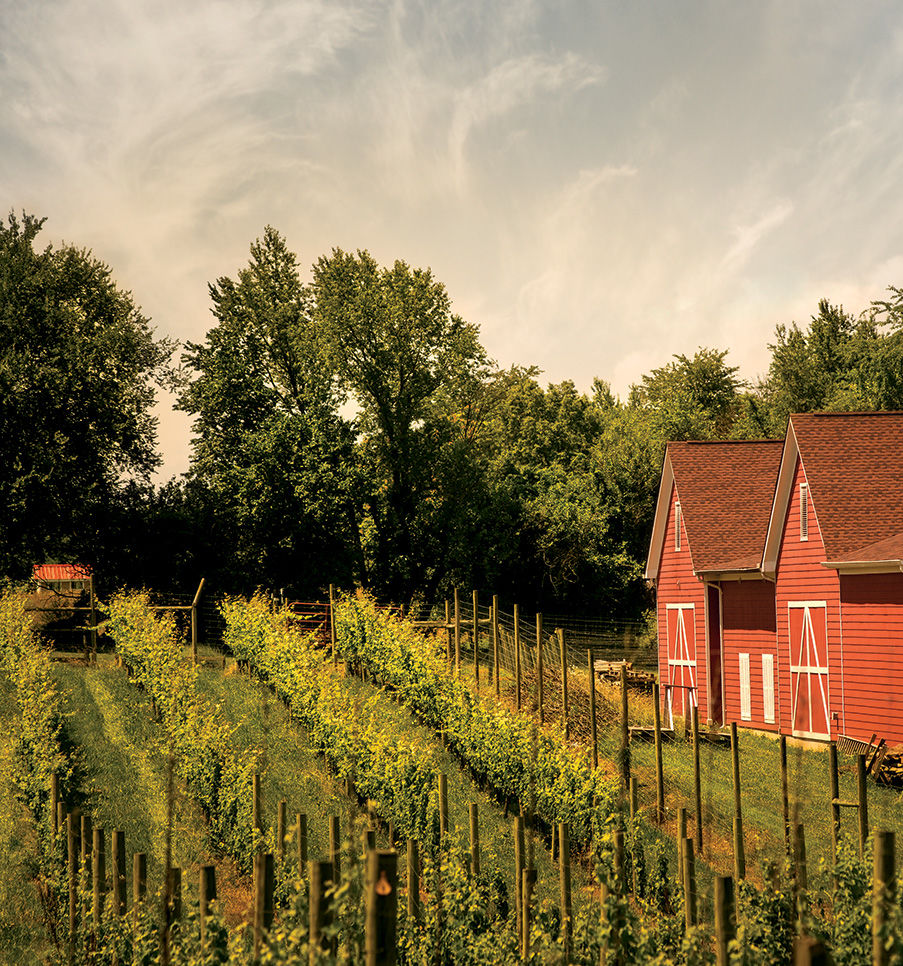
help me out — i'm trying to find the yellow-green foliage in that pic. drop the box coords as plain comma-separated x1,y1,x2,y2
0,588,68,841
106,592,257,869
221,594,436,844
335,592,621,846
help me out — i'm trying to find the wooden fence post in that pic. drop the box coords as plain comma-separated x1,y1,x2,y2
514,816,525,939
629,776,638,822
330,583,337,667
653,682,665,823
521,867,536,960
191,577,205,663
829,740,840,865
793,822,808,929
613,828,625,895
731,722,745,881
407,839,420,923
366,850,398,966
858,754,869,860
112,829,126,916
559,822,572,961
620,665,630,794
692,705,702,852
469,803,480,876
714,875,735,966
252,772,262,840
473,590,479,691
559,629,569,739
588,649,598,769
132,852,147,931
536,613,544,723
781,734,791,858
309,860,334,960
438,774,448,839
277,800,287,862
329,814,342,884
872,830,895,966
199,865,216,948
51,773,59,837
254,853,275,955
67,813,78,962
682,836,697,929
454,588,461,676
445,600,452,668
168,867,182,922
677,807,687,886
92,826,105,929
514,605,522,711
296,813,308,868
492,595,500,697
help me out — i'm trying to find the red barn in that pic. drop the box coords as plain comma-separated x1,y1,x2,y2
649,411,903,745
645,440,783,729
762,412,903,743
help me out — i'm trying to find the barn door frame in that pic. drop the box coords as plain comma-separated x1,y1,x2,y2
788,600,830,740
666,602,698,723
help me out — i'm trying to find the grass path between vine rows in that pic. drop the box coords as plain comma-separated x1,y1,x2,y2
0,678,52,965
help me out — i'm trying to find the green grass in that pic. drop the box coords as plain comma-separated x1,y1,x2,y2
53,657,209,882
0,679,52,965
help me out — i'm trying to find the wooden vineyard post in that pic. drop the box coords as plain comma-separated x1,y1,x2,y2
445,600,452,668
407,839,420,923
168,867,182,922
454,588,461,676
559,823,572,961
613,828,625,895
514,605,522,711
677,807,687,886
51,773,59,837
252,772,262,842
92,827,105,929
438,774,449,839
514,816,525,939
296,813,308,868
793,822,808,929
329,815,341,883
731,722,745,882
112,829,126,916
559,629,569,739
829,740,840,865
781,735,791,858
588,649,598,768
132,853,147,931
629,776,638,822
492,595,500,697
692,705,703,853
536,613,544,723
90,574,98,663
366,828,377,851
682,836,697,929
191,577,205,663
473,590,479,691
366,850,398,966
521,867,536,960
199,865,216,947
620,665,630,794
254,853,275,956
309,860,334,959
330,583,337,667
67,813,78,963
858,754,869,860
277,800,287,862
714,875,735,966
872,830,895,966
653,681,665,823
469,803,480,876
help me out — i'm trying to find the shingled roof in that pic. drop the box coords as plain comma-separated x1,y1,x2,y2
646,439,783,579
790,412,903,563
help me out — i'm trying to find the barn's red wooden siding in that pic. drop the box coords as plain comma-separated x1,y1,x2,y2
719,579,778,731
655,482,709,723
774,457,842,739
838,572,903,744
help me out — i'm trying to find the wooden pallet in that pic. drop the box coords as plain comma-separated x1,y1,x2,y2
593,659,656,686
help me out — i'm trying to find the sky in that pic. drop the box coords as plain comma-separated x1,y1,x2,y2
3,0,903,480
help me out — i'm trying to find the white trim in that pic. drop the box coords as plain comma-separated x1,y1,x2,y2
822,561,903,574
675,501,682,551
739,653,751,721
762,654,775,723
762,425,800,576
800,483,809,541
644,457,675,581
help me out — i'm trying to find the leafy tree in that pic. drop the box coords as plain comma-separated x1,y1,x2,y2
0,211,174,578
179,228,362,595
312,249,490,602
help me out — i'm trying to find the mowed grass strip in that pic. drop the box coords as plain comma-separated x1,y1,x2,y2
0,679,51,966
53,656,208,881
194,648,363,862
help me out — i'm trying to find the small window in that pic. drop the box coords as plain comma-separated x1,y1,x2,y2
762,654,775,723
739,654,751,720
675,501,682,551
800,483,809,541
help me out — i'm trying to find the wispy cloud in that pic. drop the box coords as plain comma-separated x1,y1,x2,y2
720,201,794,272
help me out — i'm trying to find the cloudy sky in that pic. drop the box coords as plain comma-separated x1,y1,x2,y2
3,0,903,478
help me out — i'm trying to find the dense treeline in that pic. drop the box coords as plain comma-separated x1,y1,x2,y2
4,211,903,616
